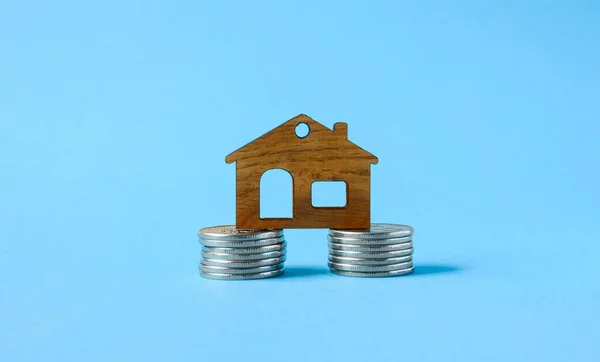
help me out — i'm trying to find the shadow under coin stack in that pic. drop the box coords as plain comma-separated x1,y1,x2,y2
328,223,414,277
198,225,286,280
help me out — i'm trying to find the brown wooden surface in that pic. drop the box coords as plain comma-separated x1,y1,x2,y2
226,114,378,229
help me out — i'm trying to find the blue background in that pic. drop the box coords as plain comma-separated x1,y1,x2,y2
1,1,599,361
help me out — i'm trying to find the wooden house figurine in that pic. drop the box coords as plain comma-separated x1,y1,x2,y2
225,114,378,229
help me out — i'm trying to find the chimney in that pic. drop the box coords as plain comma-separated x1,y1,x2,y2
333,122,348,139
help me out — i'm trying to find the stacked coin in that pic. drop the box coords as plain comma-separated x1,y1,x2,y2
328,223,414,277
198,225,286,280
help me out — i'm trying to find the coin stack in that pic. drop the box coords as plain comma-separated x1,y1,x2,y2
198,225,286,280
328,223,414,277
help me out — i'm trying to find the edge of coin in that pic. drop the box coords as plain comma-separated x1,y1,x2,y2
327,235,413,245
200,236,285,248
200,268,285,280
330,267,414,278
200,263,284,275
328,248,414,259
328,254,412,265
202,249,286,261
198,225,283,240
201,256,286,268
328,223,413,239
328,261,413,272
202,242,287,254
328,240,413,251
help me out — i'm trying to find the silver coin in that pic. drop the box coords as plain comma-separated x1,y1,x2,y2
200,268,285,280
328,261,413,272
327,235,412,246
199,225,283,241
202,242,286,255
329,255,412,266
328,248,414,259
200,263,284,275
200,236,284,248
202,256,286,268
328,239,413,250
330,267,414,278
329,223,413,239
202,249,286,261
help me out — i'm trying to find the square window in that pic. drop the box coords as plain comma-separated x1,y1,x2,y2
311,181,347,207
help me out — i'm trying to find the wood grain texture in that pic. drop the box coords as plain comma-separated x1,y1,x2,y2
226,114,378,229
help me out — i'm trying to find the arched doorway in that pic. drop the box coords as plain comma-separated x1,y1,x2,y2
260,169,293,218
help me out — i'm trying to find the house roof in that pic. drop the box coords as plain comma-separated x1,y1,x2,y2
225,114,378,165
